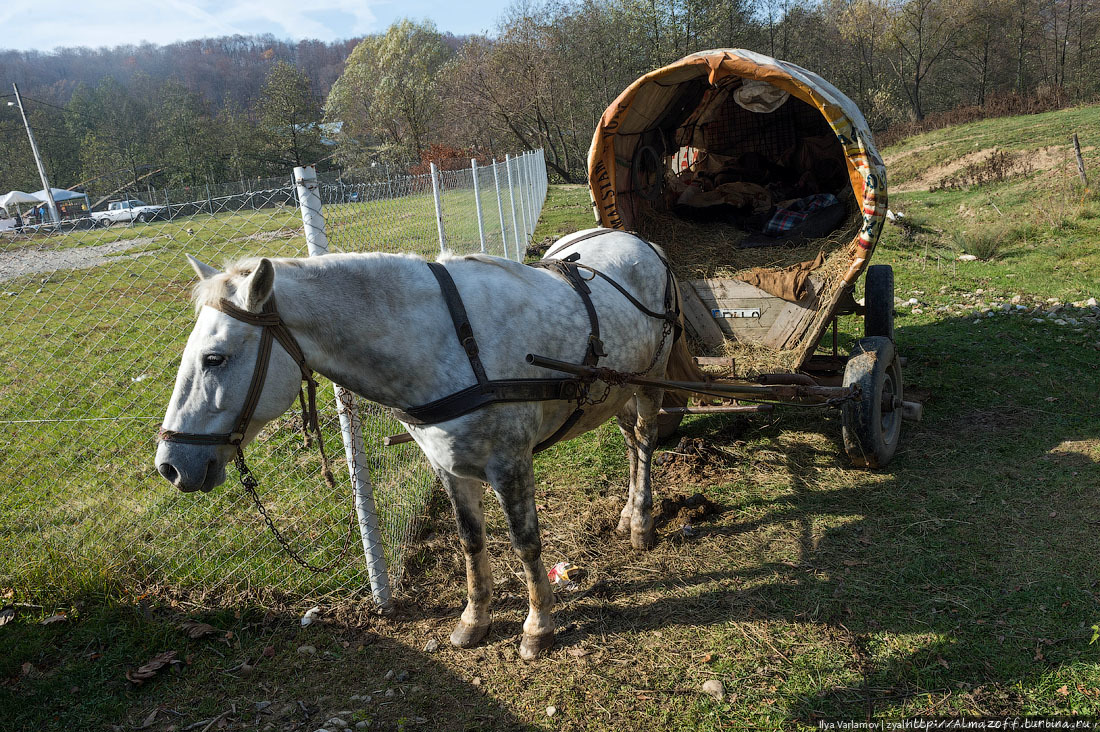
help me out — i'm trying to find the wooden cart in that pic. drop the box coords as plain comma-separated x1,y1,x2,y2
586,49,919,467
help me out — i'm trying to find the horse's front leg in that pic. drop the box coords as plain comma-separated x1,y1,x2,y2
626,387,663,550
438,471,493,648
488,456,554,660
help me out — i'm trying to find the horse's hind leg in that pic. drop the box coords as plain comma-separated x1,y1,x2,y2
439,471,493,648
615,401,640,536
487,455,554,660
620,387,663,550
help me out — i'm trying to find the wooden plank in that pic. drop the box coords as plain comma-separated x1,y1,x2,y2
690,278,777,343
762,277,821,349
678,282,725,349
693,278,777,300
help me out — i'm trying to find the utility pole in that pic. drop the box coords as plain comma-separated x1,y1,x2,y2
11,83,60,224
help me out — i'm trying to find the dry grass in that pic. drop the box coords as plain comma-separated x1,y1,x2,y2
633,204,861,375
710,244,856,376
636,206,861,282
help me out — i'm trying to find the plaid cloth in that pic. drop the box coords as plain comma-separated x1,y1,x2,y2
764,193,839,235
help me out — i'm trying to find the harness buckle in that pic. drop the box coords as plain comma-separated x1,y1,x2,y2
461,336,479,358
588,335,607,359
229,432,244,445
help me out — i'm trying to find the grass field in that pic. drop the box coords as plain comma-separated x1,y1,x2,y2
3,110,1100,730
0,183,527,607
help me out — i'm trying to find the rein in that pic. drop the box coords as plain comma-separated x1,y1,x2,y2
158,296,356,573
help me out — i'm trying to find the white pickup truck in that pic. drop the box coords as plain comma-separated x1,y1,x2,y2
91,199,166,226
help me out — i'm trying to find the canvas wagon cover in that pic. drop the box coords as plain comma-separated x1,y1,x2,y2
588,49,888,285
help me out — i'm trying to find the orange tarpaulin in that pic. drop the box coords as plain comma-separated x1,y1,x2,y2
587,49,888,285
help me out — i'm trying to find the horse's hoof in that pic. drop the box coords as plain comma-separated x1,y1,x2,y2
631,528,656,551
519,632,554,661
615,516,631,535
450,620,491,648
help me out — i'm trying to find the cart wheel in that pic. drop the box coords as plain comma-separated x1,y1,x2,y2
656,391,687,440
842,336,903,468
864,264,894,340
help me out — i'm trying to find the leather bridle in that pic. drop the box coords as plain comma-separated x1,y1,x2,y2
157,297,320,448
157,296,355,573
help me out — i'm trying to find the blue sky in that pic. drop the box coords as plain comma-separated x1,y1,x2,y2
0,1,516,52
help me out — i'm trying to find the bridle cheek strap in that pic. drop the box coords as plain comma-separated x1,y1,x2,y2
158,297,318,448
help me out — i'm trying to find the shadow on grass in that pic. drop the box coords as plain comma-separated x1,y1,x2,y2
535,310,1100,719
0,602,541,732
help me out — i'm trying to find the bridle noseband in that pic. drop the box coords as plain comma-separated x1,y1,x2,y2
158,297,320,448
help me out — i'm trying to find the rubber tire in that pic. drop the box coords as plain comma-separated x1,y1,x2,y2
136,213,147,223
863,264,894,339
656,391,687,440
98,218,111,228
842,336,903,468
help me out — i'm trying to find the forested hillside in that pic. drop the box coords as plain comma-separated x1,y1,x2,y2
2,0,1098,202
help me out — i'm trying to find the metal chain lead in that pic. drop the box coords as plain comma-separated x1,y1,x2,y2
581,319,674,409
234,447,358,574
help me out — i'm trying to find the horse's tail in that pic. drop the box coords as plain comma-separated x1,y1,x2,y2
663,275,710,386
665,329,708,384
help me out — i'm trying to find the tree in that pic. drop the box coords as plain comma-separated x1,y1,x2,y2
326,20,453,167
257,61,326,169
68,75,157,194
156,80,217,187
884,0,968,120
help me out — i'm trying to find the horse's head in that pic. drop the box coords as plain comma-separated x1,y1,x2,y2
155,255,305,492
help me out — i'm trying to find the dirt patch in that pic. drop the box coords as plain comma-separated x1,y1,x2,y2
893,149,996,193
654,422,748,483
892,145,1075,193
244,227,300,243
0,237,160,283
655,491,724,534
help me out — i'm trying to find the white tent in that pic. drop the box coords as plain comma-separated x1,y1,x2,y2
0,190,44,212
1,187,91,220
30,187,88,203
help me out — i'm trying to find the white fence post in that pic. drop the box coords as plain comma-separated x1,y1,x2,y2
294,164,393,612
430,162,447,254
520,153,529,240
493,159,509,260
471,158,486,253
532,153,541,228
506,155,520,260
516,155,530,247
526,152,536,238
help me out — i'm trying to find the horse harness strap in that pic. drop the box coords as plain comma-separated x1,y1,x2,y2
389,261,602,452
390,245,675,453
158,297,322,449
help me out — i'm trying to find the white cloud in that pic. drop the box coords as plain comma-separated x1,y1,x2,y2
0,0,381,52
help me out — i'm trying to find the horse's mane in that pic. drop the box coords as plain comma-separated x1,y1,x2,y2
440,252,519,271
190,252,431,313
191,258,258,312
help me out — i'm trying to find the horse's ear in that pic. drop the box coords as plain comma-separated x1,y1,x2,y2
186,254,219,280
241,258,275,312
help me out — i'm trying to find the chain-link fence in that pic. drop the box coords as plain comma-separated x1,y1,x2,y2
0,149,549,606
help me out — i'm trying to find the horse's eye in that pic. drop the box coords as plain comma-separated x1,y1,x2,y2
202,354,226,367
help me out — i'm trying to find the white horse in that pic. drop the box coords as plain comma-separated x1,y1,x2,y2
155,229,702,659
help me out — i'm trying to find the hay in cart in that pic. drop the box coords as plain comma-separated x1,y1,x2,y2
588,49,888,377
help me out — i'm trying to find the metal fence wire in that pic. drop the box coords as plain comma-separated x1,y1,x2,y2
0,149,549,606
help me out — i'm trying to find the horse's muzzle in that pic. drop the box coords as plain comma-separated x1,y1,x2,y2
155,443,226,493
